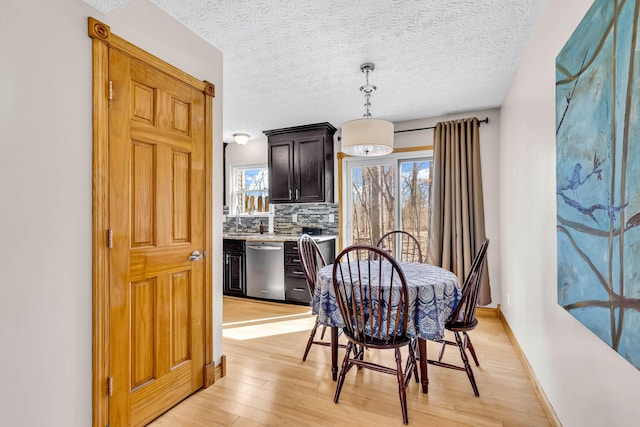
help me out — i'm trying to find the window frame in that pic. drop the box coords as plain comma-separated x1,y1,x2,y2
231,163,270,216
342,149,433,248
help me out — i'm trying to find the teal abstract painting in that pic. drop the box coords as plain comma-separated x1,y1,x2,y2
556,0,640,369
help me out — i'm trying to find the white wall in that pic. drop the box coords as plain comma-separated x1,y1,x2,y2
0,0,223,425
500,0,640,425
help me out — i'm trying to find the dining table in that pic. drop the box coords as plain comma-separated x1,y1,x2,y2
312,260,461,393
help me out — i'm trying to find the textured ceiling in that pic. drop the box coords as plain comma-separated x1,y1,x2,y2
83,0,543,142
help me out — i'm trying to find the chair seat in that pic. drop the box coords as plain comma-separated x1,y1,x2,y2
343,330,413,349
446,317,478,332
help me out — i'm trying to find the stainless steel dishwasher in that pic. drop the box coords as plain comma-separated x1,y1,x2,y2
246,241,285,301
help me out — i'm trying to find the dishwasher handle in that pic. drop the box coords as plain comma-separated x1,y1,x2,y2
247,245,283,251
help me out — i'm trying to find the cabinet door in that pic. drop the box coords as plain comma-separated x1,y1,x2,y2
268,140,294,202
223,251,245,295
294,136,325,203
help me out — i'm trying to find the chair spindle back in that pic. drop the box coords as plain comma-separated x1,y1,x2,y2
332,245,409,346
449,239,490,327
298,234,327,296
376,230,423,263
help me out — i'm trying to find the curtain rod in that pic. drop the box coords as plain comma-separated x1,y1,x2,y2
393,116,489,134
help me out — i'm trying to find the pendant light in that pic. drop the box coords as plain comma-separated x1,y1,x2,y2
341,63,394,156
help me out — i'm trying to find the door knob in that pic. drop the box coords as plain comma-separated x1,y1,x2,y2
189,250,203,261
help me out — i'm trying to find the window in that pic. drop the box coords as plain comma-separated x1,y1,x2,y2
344,151,432,259
233,165,269,214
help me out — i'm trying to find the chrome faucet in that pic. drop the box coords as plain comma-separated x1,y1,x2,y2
235,204,241,233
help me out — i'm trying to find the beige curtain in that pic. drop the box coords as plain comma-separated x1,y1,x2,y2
429,117,491,305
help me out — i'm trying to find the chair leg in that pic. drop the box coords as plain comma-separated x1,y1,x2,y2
463,332,480,367
438,340,447,361
404,341,418,387
355,344,364,370
454,331,479,397
410,339,419,383
302,317,320,361
320,324,327,340
394,348,409,425
334,342,353,404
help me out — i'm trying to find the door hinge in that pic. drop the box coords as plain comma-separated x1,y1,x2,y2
108,80,113,100
107,229,113,249
107,376,113,396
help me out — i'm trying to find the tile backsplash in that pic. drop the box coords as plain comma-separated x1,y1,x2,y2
223,203,339,235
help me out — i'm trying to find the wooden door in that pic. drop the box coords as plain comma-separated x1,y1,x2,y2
108,48,207,426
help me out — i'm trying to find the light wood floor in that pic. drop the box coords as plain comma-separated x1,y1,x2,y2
151,296,550,426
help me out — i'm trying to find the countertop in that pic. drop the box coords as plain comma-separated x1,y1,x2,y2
223,233,337,242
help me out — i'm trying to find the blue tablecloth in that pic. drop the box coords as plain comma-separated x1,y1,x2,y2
312,261,461,341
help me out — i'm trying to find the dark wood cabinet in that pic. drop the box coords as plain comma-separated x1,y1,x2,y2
265,122,336,203
223,239,245,296
283,239,335,304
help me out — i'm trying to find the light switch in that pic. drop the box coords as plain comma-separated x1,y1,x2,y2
328,214,335,223
292,213,297,223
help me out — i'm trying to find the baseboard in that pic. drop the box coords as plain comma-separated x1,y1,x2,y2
216,355,227,381
204,362,216,388
497,309,562,427
204,355,227,388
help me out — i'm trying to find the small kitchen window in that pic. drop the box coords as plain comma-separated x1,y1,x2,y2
233,165,269,214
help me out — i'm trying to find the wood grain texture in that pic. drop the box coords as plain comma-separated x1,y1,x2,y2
90,29,110,427
151,297,553,426
90,17,213,426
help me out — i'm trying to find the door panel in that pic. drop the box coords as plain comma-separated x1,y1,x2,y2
109,49,205,427
295,136,324,202
268,140,293,202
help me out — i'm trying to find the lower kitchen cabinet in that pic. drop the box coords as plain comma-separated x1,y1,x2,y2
223,239,245,296
284,239,335,304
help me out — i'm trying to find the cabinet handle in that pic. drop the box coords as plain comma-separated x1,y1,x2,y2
292,288,306,292
289,188,292,200
293,270,305,275
225,254,229,264
295,188,299,200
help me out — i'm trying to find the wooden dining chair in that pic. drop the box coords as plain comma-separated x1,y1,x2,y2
298,234,338,361
376,230,423,263
332,245,416,425
427,239,490,397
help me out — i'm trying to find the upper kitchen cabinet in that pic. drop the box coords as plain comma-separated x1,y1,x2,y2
265,122,336,203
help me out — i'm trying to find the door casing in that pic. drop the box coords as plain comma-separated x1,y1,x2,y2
88,17,214,427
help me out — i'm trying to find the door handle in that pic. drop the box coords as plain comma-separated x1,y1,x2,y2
189,250,203,261
247,245,282,251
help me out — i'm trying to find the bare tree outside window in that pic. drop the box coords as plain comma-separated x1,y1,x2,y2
234,166,269,213
352,164,395,246
400,160,431,261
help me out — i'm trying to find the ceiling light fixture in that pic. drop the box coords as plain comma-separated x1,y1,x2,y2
341,63,394,157
233,132,250,145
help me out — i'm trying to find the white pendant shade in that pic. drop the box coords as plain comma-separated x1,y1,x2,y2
341,118,394,156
